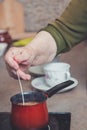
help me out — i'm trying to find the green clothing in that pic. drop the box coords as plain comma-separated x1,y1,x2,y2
43,0,87,54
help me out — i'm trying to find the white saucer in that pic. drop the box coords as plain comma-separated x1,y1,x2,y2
28,64,45,76
31,77,78,93
28,56,60,76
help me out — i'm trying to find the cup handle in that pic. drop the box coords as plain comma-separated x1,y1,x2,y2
66,72,70,79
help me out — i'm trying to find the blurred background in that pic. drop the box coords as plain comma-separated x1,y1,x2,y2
0,0,71,34
18,0,71,32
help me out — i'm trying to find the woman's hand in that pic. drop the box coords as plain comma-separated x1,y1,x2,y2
5,46,34,80
4,31,57,80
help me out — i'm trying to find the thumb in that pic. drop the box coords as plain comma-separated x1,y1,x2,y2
13,47,35,65
13,48,29,64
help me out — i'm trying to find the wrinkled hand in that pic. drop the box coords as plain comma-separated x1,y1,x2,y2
4,31,57,80
5,46,35,80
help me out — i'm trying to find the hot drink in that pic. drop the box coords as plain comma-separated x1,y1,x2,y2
18,101,38,106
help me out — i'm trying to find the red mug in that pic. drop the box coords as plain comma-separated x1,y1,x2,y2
0,29,12,44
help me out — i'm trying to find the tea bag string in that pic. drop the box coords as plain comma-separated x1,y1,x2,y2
17,71,25,105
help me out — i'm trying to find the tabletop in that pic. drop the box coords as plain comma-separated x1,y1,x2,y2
46,41,87,130
0,41,87,130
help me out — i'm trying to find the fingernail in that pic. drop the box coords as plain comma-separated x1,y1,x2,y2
26,75,31,80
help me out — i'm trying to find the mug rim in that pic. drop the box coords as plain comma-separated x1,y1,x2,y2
10,91,47,105
44,62,70,71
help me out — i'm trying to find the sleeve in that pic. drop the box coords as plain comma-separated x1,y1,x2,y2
43,0,87,54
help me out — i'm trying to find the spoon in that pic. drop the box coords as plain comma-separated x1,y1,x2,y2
17,71,25,105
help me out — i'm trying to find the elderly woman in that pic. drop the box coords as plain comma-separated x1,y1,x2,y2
4,0,87,80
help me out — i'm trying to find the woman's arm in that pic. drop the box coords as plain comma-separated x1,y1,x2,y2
43,0,87,54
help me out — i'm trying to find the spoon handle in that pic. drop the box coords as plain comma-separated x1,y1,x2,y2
17,71,25,104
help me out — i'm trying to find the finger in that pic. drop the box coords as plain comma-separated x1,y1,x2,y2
14,47,35,65
4,53,19,70
13,48,29,63
6,64,17,78
17,69,31,80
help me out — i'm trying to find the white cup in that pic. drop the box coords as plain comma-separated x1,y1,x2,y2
0,43,8,56
43,62,71,87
